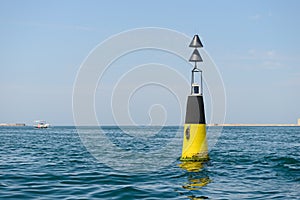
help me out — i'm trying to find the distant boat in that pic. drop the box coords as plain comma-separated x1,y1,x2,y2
34,120,50,128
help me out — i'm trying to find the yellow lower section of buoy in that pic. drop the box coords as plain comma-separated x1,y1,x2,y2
180,124,209,161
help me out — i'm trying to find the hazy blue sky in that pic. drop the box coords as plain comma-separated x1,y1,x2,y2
1,0,299,125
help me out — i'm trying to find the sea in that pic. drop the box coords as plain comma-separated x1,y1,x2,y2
0,126,299,199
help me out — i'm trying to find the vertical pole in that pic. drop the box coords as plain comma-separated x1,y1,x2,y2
201,71,203,95
191,70,193,95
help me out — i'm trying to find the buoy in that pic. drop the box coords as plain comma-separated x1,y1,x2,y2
180,35,209,161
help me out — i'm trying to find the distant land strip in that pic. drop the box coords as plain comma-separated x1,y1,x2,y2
208,123,300,127
0,123,26,127
1,123,300,127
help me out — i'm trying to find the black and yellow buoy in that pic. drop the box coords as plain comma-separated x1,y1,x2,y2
180,35,209,161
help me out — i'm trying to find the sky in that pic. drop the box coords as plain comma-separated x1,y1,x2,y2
0,0,300,125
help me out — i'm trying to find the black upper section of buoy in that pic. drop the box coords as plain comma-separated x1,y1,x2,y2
185,95,206,124
189,35,203,48
189,49,203,62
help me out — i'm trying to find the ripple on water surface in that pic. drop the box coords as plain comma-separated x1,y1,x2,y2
0,126,299,199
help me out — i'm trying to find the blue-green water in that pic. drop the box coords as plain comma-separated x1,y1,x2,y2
0,126,299,199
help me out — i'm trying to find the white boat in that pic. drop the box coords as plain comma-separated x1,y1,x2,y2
34,120,50,128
